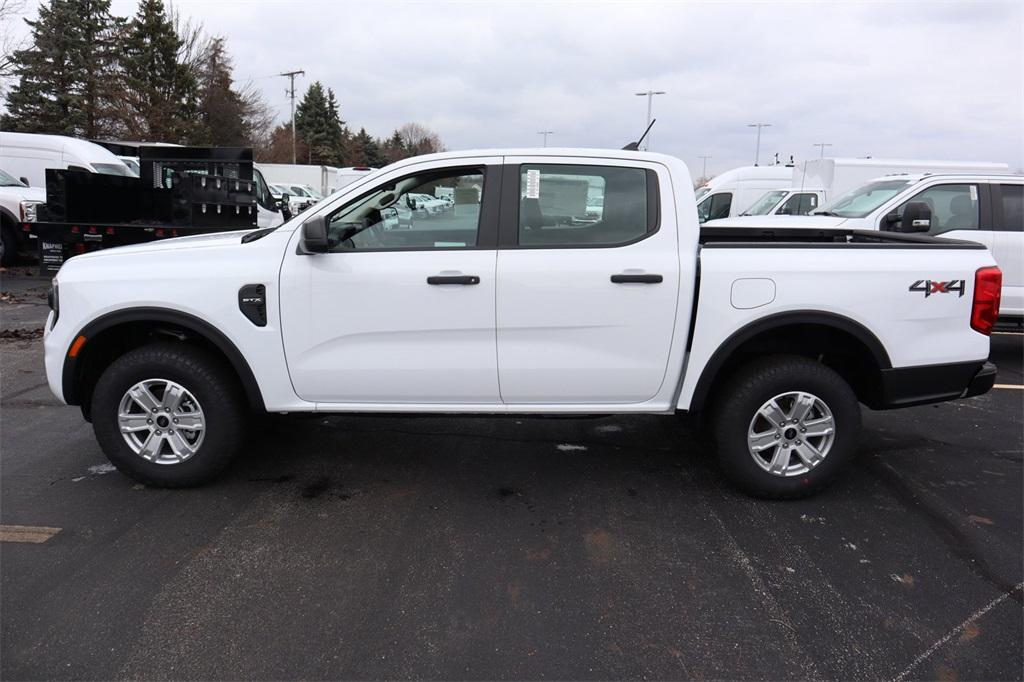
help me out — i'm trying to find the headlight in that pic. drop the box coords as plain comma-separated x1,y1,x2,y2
20,200,41,222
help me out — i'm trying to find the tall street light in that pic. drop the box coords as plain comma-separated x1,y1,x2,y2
747,123,772,166
698,155,712,179
279,70,305,164
813,142,833,158
635,90,666,151
537,130,554,147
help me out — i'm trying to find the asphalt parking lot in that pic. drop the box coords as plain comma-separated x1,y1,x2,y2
1,271,1021,681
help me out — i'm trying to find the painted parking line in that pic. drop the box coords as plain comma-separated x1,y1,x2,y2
0,525,62,543
993,384,1024,390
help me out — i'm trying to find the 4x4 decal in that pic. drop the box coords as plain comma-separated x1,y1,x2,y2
909,279,965,298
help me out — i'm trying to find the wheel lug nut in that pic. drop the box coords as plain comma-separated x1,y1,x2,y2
173,418,179,424
800,428,806,433
783,442,789,447
151,408,158,413
796,440,802,445
147,419,153,424
169,430,174,435
155,430,162,435
774,434,780,439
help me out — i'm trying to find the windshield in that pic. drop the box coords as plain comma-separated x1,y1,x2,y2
742,190,789,216
91,162,137,177
305,186,324,200
0,169,25,187
815,179,913,218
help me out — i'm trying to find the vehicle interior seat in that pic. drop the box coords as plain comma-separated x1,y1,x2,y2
944,194,977,230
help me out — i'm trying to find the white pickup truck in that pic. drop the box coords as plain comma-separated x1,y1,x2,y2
42,149,1002,498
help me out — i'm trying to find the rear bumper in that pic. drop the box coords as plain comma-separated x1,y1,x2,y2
875,360,996,409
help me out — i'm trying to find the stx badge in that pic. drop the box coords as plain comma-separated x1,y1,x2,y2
909,279,965,298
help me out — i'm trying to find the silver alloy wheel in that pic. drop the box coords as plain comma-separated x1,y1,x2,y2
746,391,835,477
117,378,206,465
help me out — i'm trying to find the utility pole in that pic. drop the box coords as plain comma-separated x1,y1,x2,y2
279,70,305,164
746,123,772,166
813,142,833,158
635,90,666,151
537,130,554,147
698,155,712,179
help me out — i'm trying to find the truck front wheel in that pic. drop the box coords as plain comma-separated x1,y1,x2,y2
712,355,861,499
91,342,245,487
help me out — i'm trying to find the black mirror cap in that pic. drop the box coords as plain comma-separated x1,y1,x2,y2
19,176,29,186
900,201,932,233
299,215,328,254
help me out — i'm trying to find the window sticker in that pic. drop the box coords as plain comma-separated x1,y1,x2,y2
525,169,541,199
969,185,978,201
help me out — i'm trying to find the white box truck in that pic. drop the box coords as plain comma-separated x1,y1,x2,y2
259,163,376,197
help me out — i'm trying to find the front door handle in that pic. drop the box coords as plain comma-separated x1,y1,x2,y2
427,275,480,285
611,273,663,284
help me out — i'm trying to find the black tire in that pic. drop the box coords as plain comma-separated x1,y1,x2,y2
711,355,861,499
91,342,245,487
1,220,18,267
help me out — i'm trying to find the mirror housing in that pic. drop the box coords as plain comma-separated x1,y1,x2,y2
900,201,932,233
299,215,328,254
19,176,29,186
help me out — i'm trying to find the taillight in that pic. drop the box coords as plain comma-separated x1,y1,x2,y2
971,266,1002,335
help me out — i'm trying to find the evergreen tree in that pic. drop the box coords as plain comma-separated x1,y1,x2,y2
382,129,407,163
3,0,123,137
118,0,199,142
351,127,385,167
294,81,344,165
193,37,247,146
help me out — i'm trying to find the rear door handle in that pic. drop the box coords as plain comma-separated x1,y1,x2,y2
611,273,663,284
427,275,480,285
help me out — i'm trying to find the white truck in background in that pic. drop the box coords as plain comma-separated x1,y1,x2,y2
258,163,375,197
695,164,794,222
706,173,1023,320
740,158,1011,218
43,148,1002,499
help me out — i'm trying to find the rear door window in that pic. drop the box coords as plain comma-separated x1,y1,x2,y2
517,165,653,247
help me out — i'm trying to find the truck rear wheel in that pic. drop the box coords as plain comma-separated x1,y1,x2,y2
711,355,860,499
91,342,245,487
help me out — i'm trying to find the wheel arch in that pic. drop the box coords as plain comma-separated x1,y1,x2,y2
62,307,266,420
687,311,892,412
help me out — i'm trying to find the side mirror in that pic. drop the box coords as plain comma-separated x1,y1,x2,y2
299,215,328,254
407,197,417,210
900,201,932,233
19,176,29,186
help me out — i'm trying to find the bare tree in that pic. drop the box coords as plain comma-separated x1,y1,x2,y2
0,0,28,92
398,122,445,157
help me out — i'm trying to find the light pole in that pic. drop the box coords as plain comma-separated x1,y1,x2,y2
698,155,712,179
813,142,833,158
635,90,666,151
746,123,772,166
537,130,554,147
279,70,305,164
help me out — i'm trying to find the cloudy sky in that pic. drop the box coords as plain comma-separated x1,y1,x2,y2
8,0,1024,175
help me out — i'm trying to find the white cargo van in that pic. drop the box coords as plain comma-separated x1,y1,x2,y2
695,165,793,222
0,132,136,187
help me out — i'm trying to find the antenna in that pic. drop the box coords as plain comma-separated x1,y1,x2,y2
622,118,657,151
